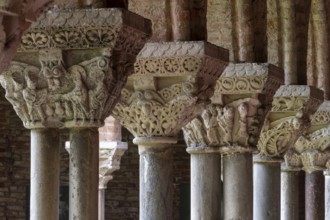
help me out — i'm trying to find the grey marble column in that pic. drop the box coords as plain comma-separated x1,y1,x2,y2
98,188,105,220
305,171,324,220
190,153,221,220
325,170,330,219
281,166,302,220
134,137,176,220
69,128,99,220
253,157,281,220
223,153,253,220
30,129,60,220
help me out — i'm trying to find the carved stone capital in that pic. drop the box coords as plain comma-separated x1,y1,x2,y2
0,9,151,129
99,141,128,189
256,85,324,162
0,0,52,72
112,41,229,138
284,101,330,172
183,63,284,154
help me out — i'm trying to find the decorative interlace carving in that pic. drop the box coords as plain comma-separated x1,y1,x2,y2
112,42,229,137
257,85,323,161
284,101,330,172
19,8,151,53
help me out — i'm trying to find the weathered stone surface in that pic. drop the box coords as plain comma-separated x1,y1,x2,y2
183,63,284,154
113,41,228,138
284,101,330,172
0,0,52,73
99,141,127,189
256,85,323,161
0,8,151,129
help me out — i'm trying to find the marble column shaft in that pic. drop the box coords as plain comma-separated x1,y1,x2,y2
224,153,253,220
191,153,221,220
305,171,325,220
136,137,176,220
253,160,281,220
69,128,99,220
30,129,60,220
325,170,330,219
281,168,303,220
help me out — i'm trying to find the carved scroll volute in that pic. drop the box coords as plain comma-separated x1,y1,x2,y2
284,101,330,172
0,9,151,129
112,41,229,138
256,85,324,162
184,63,284,154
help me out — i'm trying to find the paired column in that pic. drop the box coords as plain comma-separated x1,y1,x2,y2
305,171,324,219
182,63,284,220
1,7,151,220
284,100,330,219
69,128,99,219
254,85,323,220
112,41,229,219
135,137,176,220
30,129,60,220
280,162,303,220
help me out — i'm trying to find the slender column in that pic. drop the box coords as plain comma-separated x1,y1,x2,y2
134,137,176,220
30,129,60,220
281,166,302,220
98,141,128,220
253,158,281,220
305,171,325,220
190,153,221,219
98,188,105,220
224,153,253,220
325,169,330,219
69,128,99,220
255,85,323,220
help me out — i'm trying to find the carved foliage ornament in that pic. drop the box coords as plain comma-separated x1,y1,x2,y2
1,49,133,129
257,85,323,159
112,42,229,137
284,101,330,171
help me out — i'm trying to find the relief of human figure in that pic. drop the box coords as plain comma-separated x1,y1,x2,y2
216,106,234,145
201,107,219,146
65,65,89,122
23,70,47,123
0,74,30,123
191,118,207,147
238,102,248,138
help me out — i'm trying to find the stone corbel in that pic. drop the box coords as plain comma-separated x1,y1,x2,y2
256,85,324,163
183,63,284,154
98,141,128,189
0,8,151,129
65,141,128,189
284,101,330,172
112,41,229,138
